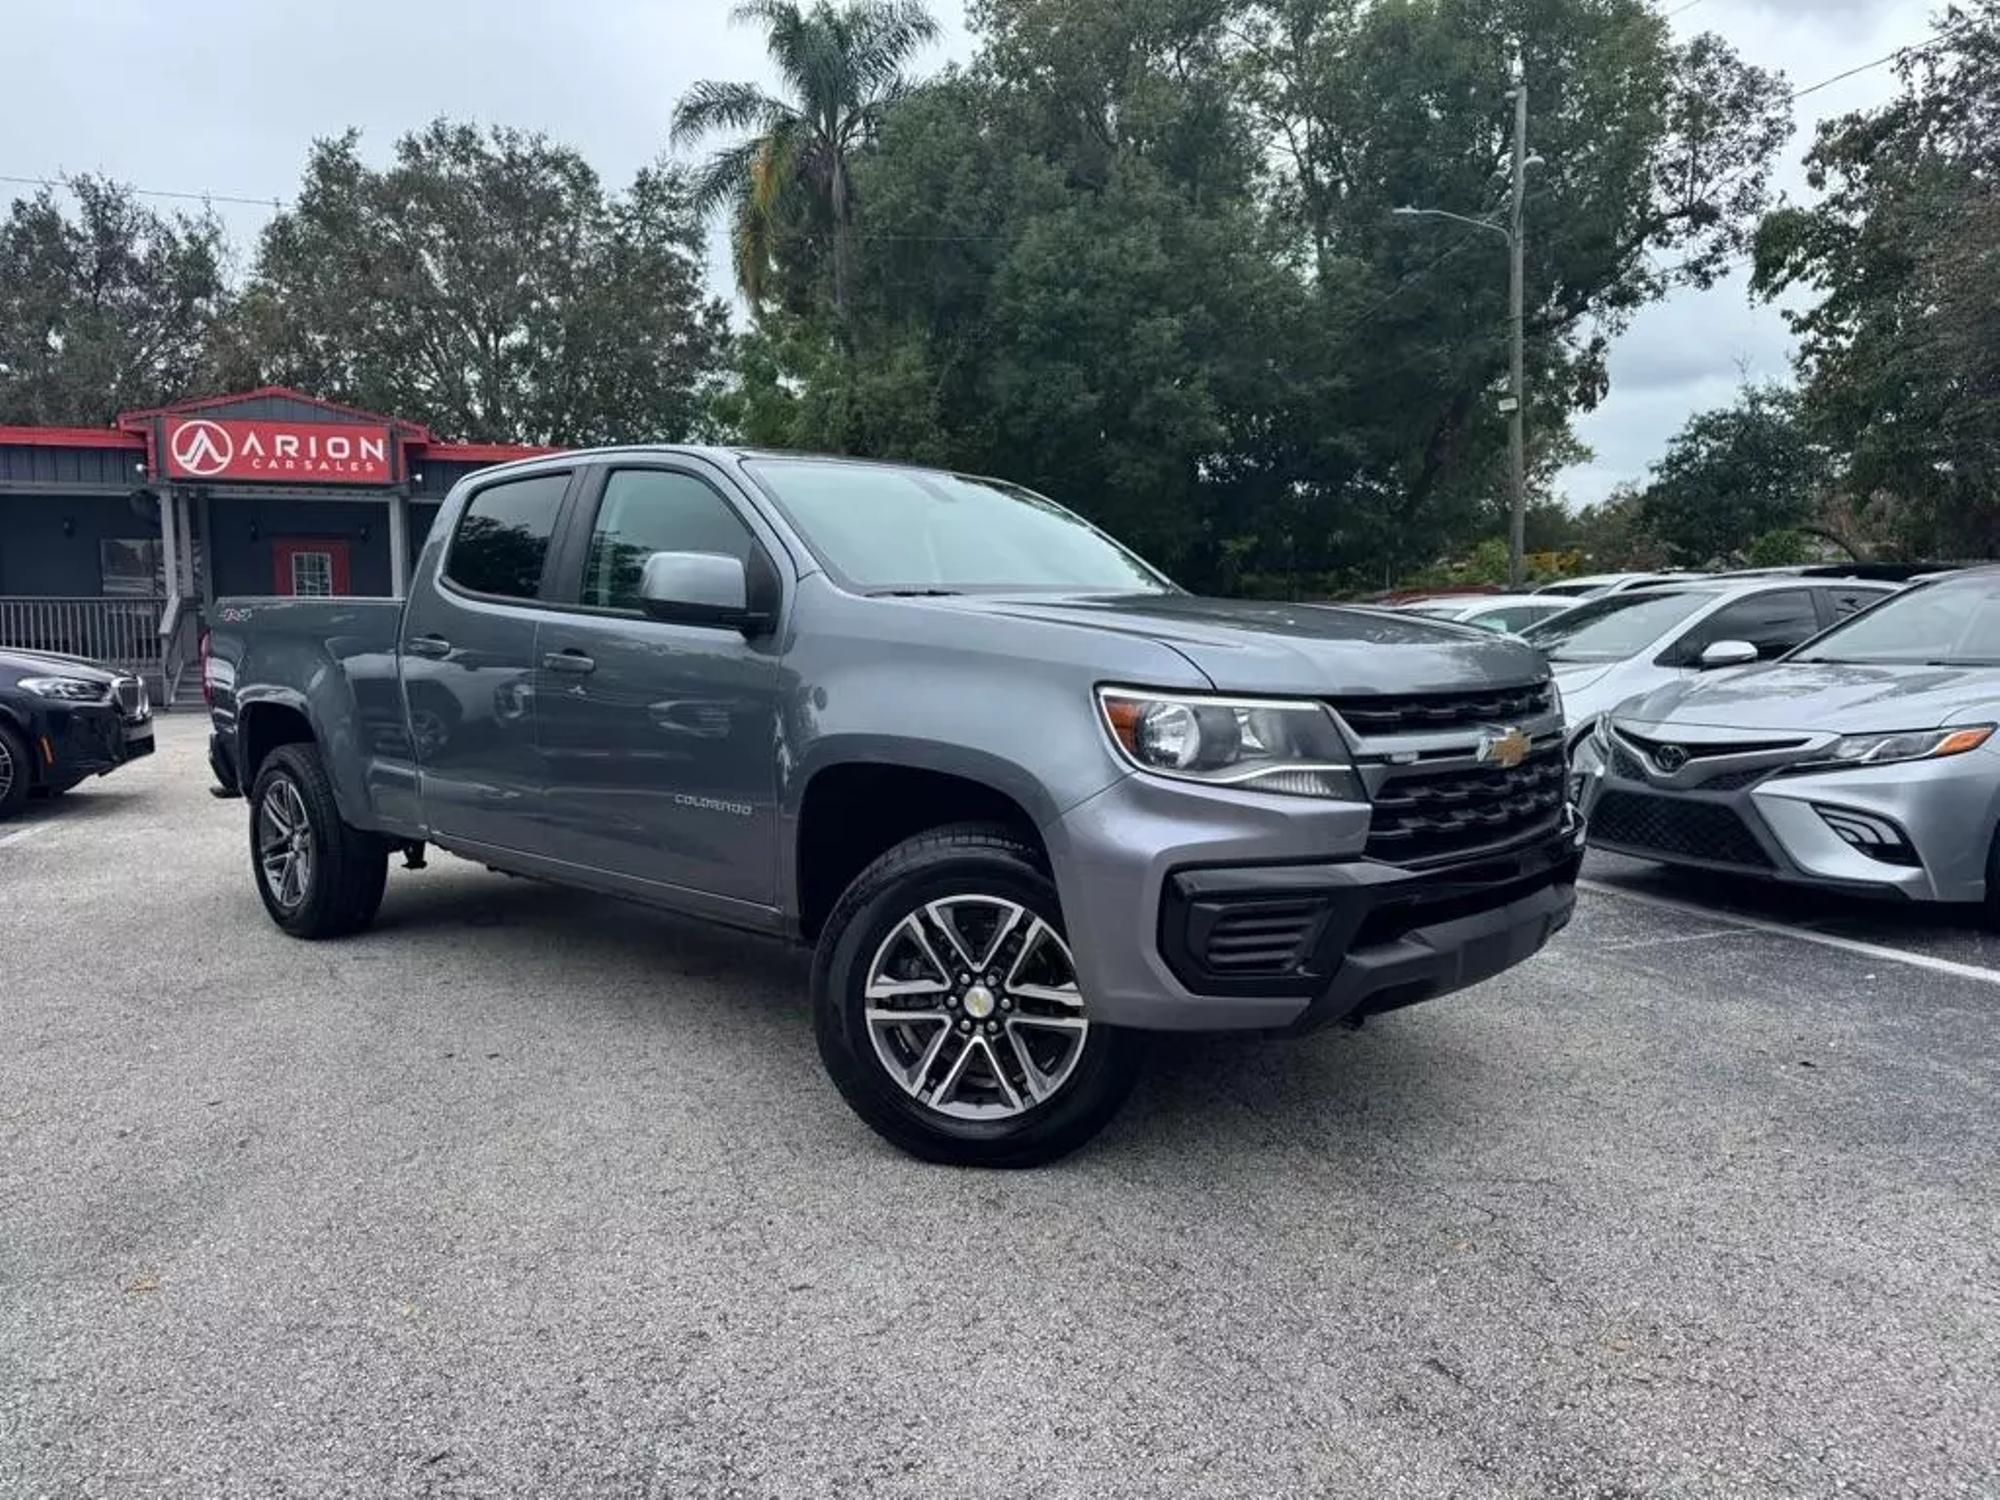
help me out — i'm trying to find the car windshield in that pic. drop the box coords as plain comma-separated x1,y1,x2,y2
1793,575,2000,665
742,458,1171,594
1521,590,1716,662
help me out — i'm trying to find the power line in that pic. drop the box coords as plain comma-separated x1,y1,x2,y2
0,172,287,211
1785,19,1976,102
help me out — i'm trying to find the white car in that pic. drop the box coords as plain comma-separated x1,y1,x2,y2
1521,578,1897,746
1533,571,1706,599
1402,593,1576,635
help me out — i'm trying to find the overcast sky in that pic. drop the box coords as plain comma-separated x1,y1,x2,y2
2,0,1936,507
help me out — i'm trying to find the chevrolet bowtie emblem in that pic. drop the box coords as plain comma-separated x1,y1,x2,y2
1477,725,1532,770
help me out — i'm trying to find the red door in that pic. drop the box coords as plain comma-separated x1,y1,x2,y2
272,539,352,597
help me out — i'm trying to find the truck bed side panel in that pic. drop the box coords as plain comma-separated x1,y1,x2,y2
206,597,417,837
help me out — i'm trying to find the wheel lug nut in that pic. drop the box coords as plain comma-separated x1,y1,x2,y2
1000,998,1012,1011
984,1022,998,1036
958,1019,972,1032
957,972,969,985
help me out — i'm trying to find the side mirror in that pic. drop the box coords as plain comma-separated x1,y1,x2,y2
637,551,770,633
1698,638,1759,669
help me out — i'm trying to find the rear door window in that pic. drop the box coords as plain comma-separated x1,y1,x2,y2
1819,585,1888,623
444,472,571,600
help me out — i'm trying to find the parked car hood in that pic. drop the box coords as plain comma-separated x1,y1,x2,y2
1619,661,2000,734
0,648,120,685
928,593,1549,695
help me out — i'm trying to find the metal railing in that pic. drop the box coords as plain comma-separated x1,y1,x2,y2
0,595,166,677
158,594,200,704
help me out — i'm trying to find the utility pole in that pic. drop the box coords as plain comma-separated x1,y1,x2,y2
1506,47,1528,591
1393,44,1534,589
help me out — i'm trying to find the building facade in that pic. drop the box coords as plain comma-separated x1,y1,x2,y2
0,388,549,702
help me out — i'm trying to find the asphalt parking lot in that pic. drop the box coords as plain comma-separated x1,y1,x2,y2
3,715,1996,1499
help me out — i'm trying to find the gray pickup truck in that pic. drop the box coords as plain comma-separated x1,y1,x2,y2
205,448,1580,1165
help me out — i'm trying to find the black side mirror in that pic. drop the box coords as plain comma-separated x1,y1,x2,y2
636,552,772,634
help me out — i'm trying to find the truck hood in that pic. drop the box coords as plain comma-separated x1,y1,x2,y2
930,593,1549,695
1619,660,2000,734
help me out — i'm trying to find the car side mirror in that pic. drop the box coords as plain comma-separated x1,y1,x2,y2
1698,638,1759,669
637,551,770,633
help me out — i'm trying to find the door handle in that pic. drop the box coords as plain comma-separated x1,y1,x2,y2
406,634,451,659
542,649,596,675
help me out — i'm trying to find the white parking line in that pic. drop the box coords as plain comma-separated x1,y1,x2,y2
1579,877,2000,989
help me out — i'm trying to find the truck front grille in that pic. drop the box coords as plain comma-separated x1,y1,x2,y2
1592,790,1772,868
1327,681,1554,736
1366,746,1567,864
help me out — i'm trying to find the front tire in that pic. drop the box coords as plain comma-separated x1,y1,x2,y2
0,721,29,819
248,743,389,938
813,824,1143,1168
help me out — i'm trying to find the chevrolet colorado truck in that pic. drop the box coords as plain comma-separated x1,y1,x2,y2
205,448,1580,1165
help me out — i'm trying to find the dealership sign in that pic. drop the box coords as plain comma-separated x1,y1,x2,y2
161,418,395,484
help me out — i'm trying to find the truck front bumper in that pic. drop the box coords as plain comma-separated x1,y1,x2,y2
1046,774,1582,1033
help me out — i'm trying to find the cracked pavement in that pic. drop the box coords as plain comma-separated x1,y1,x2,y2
2,716,1996,1497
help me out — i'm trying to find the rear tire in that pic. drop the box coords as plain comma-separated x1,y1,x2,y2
248,743,389,938
812,823,1143,1168
0,721,29,820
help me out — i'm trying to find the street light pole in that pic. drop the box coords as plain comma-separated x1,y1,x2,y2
1392,44,1533,589
1506,48,1528,591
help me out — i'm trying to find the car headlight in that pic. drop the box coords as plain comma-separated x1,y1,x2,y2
1797,724,1995,770
1097,688,1361,799
17,676,107,702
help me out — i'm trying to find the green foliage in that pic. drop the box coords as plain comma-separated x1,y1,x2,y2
1638,385,1823,565
672,0,942,317
709,0,1792,589
1745,528,1809,567
1753,2,2000,558
0,177,229,425
219,123,730,445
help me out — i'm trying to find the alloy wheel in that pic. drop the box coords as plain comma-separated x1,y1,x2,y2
257,778,315,911
0,735,14,804
863,895,1089,1120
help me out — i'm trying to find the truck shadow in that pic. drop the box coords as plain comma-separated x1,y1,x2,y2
365,863,1469,1168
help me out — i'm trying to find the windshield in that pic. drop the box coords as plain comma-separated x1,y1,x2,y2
742,459,1171,594
1521,590,1716,662
1793,575,2000,665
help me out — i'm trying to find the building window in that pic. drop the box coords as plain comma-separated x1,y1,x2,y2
290,551,334,597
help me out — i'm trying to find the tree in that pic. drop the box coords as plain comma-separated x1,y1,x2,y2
1638,385,1824,565
220,123,730,445
672,0,940,318
1753,2,2000,557
0,177,229,426
709,0,1793,592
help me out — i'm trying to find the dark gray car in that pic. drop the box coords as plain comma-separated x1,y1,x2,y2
204,448,1582,1165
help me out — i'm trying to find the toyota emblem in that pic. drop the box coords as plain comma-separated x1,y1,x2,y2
168,419,233,477
1652,743,1690,773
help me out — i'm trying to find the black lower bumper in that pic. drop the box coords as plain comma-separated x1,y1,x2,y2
1160,822,1583,1034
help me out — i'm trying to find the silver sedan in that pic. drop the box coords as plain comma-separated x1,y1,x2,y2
1574,568,2000,911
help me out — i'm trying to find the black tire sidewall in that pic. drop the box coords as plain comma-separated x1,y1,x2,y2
247,744,386,938
814,831,1141,1168
0,721,29,816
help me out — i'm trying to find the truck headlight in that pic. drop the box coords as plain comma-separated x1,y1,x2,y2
18,676,107,702
1797,724,1994,770
1097,688,1361,799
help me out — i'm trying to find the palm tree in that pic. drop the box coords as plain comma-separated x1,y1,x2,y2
671,0,938,320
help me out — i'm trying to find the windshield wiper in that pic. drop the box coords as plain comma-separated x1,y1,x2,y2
868,588,962,597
